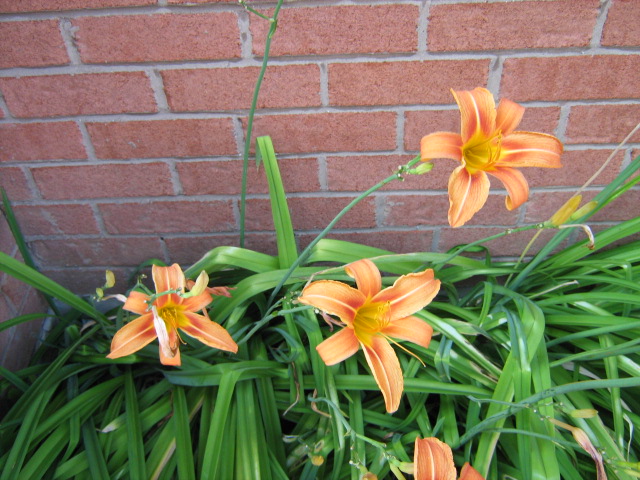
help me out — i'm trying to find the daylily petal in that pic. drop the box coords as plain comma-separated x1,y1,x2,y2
459,463,485,480
123,290,150,315
381,315,433,350
498,132,563,168
447,165,490,228
316,327,360,365
181,311,238,353
298,280,366,325
495,98,524,136
345,258,381,298
453,87,496,144
420,132,463,162
107,313,156,359
487,167,529,210
181,291,214,313
362,337,403,413
152,264,185,308
159,341,181,366
414,437,456,480
372,270,440,321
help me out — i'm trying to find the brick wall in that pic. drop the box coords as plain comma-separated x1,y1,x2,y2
0,0,639,300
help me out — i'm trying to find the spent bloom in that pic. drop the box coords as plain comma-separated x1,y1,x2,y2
421,87,563,227
107,263,237,366
298,259,440,413
414,437,484,480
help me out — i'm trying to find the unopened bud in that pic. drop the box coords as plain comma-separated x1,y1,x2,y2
361,473,378,480
571,200,598,220
569,408,598,419
105,270,116,288
408,162,434,175
310,455,324,466
548,195,582,227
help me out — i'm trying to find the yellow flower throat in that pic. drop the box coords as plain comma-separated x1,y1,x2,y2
463,132,502,174
353,301,391,345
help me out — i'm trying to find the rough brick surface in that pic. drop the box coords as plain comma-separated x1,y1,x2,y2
501,55,640,101
0,73,157,118
13,204,99,235
164,234,278,263
0,167,34,201
0,20,69,68
163,65,321,111
566,105,640,144
602,0,640,46
74,13,241,64
249,112,397,154
329,60,489,107
87,119,237,159
0,0,154,13
32,163,175,200
0,122,86,162
428,1,599,51
298,230,435,255
251,5,419,56
99,200,237,234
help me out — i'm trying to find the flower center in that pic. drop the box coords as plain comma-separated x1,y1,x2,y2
353,301,391,346
462,132,502,173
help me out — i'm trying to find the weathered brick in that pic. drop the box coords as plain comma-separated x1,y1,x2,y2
326,155,451,192
0,73,156,118
40,266,133,295
329,60,489,107
13,204,100,236
244,196,376,231
74,13,240,64
566,104,640,144
99,200,237,234
0,167,33,201
524,190,597,224
590,188,640,222
0,20,69,68
602,0,640,46
32,163,174,200
0,122,86,162
0,0,154,13
164,233,278,264
249,112,397,154
87,119,237,159
162,65,321,112
251,5,419,56
501,55,640,102
381,194,519,227
297,230,435,255
30,236,165,267
177,158,319,196
428,1,598,52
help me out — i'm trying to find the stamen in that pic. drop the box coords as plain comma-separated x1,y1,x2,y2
380,333,426,367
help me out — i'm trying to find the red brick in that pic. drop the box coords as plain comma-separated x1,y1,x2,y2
298,230,435,255
602,0,640,46
177,158,319,196
0,288,45,371
32,163,174,200
590,188,640,222
251,5,419,56
99,200,236,234
0,20,69,69
0,122,86,162
162,65,321,112
164,233,278,264
0,167,33,201
326,155,451,192
39,266,133,295
566,104,640,144
87,119,237,159
30,236,165,267
329,60,489,107
0,0,154,13
0,73,156,118
249,112,397,154
526,149,624,188
74,13,240,64
13,204,99,236
381,194,519,227
404,106,560,153
428,1,598,52
0,212,17,255
169,0,269,3
501,55,640,102
244,196,376,231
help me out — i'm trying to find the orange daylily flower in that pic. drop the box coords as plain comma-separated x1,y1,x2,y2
414,437,484,480
107,264,237,366
421,87,563,228
298,259,440,413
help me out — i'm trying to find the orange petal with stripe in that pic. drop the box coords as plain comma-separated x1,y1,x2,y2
107,313,156,359
373,270,440,321
453,87,496,144
181,312,238,353
447,165,490,228
181,291,214,313
152,264,185,308
381,316,433,350
459,463,485,480
316,327,360,365
487,167,529,210
421,132,463,162
345,258,381,298
298,280,365,325
362,337,403,413
123,290,150,315
498,132,563,168
414,437,457,480
495,98,524,136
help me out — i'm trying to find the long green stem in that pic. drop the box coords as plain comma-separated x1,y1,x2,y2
239,1,284,248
